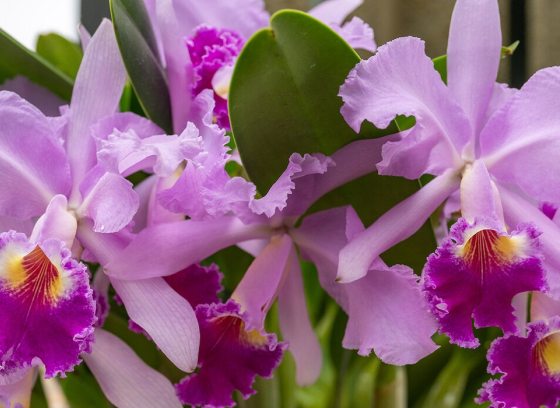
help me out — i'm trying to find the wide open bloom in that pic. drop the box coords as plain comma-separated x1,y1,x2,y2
478,293,560,407
0,21,194,407
143,0,375,131
337,0,560,337
102,90,438,388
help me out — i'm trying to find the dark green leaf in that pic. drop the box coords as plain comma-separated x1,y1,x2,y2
59,366,112,407
230,10,394,193
230,10,435,271
0,29,73,100
36,33,82,79
111,0,172,132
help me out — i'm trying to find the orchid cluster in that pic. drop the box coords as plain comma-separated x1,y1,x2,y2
0,0,559,407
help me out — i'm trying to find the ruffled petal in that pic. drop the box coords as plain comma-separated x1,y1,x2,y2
176,301,285,408
78,168,139,234
331,17,376,52
278,249,322,385
66,19,126,193
0,91,71,219
423,218,546,347
83,329,182,408
105,216,270,280
447,0,501,137
479,318,560,408
294,207,438,365
482,67,560,204
111,278,199,373
337,169,460,283
164,263,223,307
95,113,200,177
339,37,470,177
0,232,95,378
499,186,560,298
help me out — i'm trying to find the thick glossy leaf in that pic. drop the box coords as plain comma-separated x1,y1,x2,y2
111,0,172,133
0,29,73,100
230,10,394,192
230,10,435,271
36,33,83,79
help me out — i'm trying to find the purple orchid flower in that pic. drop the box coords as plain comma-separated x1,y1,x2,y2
478,293,560,407
337,0,560,342
100,89,438,391
142,0,375,132
0,20,193,407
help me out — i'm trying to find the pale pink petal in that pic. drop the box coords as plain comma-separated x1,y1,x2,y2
110,278,199,372
309,0,362,25
232,235,293,328
337,169,460,282
331,17,376,52
83,329,182,408
0,76,64,116
531,293,560,321
278,248,322,386
105,216,271,280
340,37,470,177
77,170,139,234
67,20,126,199
30,195,76,248
482,67,560,204
0,91,71,218
447,0,501,136
460,160,503,223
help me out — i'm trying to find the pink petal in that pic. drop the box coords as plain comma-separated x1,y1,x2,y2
459,160,503,223
30,195,76,248
83,329,182,408
447,0,501,137
110,278,199,372
0,91,71,219
78,170,139,234
294,207,438,364
278,249,322,385
482,67,560,204
339,37,470,177
105,216,271,280
67,19,126,197
332,17,376,52
337,169,460,282
232,234,293,328
309,0,362,25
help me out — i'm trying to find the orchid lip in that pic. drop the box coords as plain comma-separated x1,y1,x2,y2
533,330,560,376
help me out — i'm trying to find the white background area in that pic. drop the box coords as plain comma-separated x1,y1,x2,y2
0,0,80,49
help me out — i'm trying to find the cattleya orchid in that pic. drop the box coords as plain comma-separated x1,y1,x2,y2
142,0,375,131
0,20,193,408
3,0,560,406
337,0,560,348
101,87,437,402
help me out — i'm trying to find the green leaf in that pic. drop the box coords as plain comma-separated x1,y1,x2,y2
418,349,483,408
230,10,394,193
36,33,83,79
230,10,435,271
0,29,73,100
111,0,172,132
